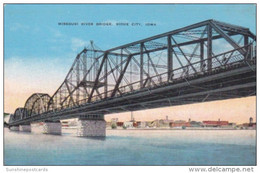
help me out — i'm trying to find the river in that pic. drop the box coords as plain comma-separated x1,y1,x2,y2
4,127,256,166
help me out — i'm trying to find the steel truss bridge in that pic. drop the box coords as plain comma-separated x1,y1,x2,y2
9,19,256,126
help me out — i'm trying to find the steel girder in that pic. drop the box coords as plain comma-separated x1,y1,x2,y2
10,19,256,125
24,93,51,117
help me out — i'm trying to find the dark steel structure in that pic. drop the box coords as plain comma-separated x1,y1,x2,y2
9,19,256,126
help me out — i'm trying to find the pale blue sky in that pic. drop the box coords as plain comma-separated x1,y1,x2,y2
4,4,256,113
4,4,256,59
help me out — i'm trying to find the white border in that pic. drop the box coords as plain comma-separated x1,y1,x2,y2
0,1,258,173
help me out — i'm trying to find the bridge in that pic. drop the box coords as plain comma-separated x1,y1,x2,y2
8,19,256,136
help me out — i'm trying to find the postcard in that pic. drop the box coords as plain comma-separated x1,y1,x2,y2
3,3,256,168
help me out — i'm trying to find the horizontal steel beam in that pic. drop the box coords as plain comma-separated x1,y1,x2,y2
107,20,211,52
130,32,239,56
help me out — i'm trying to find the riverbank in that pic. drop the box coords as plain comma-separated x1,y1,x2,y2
62,126,256,130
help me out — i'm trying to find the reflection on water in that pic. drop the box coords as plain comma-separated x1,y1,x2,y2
4,128,256,166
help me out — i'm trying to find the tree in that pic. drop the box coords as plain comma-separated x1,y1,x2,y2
111,123,117,129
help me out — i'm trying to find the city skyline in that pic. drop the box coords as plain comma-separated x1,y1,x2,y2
4,4,256,124
105,96,255,124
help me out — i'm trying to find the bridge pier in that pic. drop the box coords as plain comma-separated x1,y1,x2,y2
19,124,31,132
77,114,106,137
43,121,62,135
9,126,19,131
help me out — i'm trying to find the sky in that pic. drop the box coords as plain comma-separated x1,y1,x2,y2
4,4,256,123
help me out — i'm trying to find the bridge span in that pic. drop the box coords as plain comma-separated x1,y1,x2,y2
8,19,256,136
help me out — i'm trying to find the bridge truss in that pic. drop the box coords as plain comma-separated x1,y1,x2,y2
9,19,256,125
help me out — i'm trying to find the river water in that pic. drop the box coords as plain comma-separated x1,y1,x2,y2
4,127,256,166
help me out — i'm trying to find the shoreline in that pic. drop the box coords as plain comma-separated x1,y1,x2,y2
105,128,256,130
5,126,255,131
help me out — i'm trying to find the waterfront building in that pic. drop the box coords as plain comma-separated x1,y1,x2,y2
116,122,124,127
170,120,191,128
202,119,229,127
153,116,174,127
190,121,202,127
139,121,147,128
241,118,256,129
123,121,133,128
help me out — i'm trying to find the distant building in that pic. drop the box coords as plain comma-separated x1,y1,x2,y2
190,121,202,127
202,120,229,127
228,123,236,127
116,122,124,127
123,121,133,128
170,120,191,128
241,117,256,129
136,121,149,128
152,116,174,127
133,122,138,127
141,121,147,128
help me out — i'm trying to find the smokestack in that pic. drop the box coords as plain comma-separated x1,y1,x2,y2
131,111,134,122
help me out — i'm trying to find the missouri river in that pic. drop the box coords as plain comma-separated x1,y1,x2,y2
4,128,256,166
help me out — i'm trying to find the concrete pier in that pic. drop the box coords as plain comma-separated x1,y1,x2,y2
19,124,31,132
77,115,106,137
43,121,62,135
10,126,19,131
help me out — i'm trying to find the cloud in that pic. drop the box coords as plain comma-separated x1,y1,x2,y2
71,37,89,51
9,22,30,31
48,27,63,38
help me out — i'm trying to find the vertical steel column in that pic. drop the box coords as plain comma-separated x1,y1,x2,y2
244,35,249,59
167,35,173,81
207,25,212,71
83,52,87,100
104,53,108,98
200,41,204,71
140,43,144,88
76,56,80,103
111,55,132,97
120,49,123,87
88,54,107,103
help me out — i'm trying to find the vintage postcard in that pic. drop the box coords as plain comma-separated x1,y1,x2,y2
3,3,256,170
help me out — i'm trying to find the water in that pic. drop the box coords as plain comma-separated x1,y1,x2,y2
4,128,256,166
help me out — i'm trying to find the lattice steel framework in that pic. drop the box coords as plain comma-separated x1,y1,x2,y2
24,93,51,117
10,19,256,124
